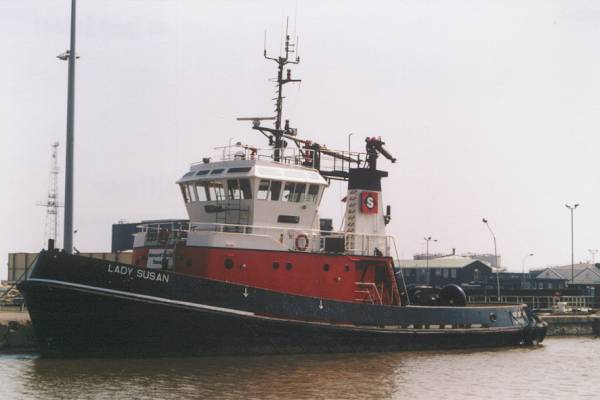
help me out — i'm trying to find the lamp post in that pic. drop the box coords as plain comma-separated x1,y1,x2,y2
482,218,500,301
565,203,580,284
348,132,354,155
424,236,437,285
588,249,598,264
521,253,534,288
58,0,78,254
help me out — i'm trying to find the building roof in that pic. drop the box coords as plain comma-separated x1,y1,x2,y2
396,256,490,269
533,263,600,285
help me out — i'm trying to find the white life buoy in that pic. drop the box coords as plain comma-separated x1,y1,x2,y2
295,234,309,251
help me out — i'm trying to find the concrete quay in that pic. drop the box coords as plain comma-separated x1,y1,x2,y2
539,314,600,336
0,309,36,352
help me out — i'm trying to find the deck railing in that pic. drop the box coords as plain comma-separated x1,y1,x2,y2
193,144,365,177
468,295,598,310
138,221,392,257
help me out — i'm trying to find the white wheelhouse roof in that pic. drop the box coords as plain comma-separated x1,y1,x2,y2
176,159,328,185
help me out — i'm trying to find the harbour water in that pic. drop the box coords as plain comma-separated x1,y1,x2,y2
0,337,598,400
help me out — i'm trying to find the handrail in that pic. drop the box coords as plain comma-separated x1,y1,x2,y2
390,236,410,305
191,144,366,172
137,221,394,256
356,282,383,305
467,295,598,310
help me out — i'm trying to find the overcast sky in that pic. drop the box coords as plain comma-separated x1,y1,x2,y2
2,0,600,279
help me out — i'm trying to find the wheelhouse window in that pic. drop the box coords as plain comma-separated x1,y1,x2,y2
281,182,312,202
206,181,225,201
270,180,282,200
190,184,199,202
306,184,320,203
257,179,270,200
195,182,209,201
180,184,189,203
292,183,306,202
227,179,252,200
282,182,294,202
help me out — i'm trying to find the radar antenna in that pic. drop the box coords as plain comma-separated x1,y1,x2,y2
238,21,397,181
238,18,301,161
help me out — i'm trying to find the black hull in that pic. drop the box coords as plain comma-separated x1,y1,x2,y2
19,251,546,356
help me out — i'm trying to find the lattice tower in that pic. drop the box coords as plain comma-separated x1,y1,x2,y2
38,142,63,247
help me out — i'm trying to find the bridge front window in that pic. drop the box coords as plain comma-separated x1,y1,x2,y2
270,180,282,200
207,181,225,201
227,179,252,200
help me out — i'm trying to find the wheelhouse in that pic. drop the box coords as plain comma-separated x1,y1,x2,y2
177,159,327,230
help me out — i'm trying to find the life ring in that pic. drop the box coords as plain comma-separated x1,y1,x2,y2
295,234,309,251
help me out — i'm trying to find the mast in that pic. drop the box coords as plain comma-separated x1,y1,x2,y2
256,20,301,161
238,22,395,181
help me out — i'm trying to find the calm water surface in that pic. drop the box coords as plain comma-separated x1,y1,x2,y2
1,337,598,400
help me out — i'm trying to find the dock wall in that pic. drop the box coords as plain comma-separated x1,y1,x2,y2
0,320,36,352
539,314,600,336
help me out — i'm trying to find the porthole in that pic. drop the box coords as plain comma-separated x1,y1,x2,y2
489,313,497,323
286,262,293,270
273,262,280,270
323,264,330,272
344,265,350,272
224,258,234,270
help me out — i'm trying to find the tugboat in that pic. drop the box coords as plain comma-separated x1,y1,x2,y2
19,33,546,356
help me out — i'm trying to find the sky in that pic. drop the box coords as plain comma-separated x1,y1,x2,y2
2,0,600,279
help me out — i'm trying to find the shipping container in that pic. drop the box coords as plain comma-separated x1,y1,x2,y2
7,252,132,283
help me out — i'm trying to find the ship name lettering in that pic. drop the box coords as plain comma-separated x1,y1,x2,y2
136,269,170,283
107,264,134,276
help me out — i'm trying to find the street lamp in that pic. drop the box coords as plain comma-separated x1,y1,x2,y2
59,0,78,254
348,132,354,155
565,203,580,284
588,249,598,264
424,236,437,285
482,218,500,301
521,253,534,288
